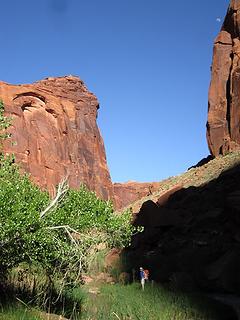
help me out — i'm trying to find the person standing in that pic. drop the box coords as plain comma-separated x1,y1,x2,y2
144,269,149,282
139,267,145,290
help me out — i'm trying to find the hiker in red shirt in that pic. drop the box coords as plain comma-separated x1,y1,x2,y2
139,268,150,290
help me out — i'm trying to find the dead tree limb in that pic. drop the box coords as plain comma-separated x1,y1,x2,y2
40,176,69,219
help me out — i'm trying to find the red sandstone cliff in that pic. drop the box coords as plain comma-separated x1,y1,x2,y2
0,75,160,209
207,0,240,156
0,76,114,200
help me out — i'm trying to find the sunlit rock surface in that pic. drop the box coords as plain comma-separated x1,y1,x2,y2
207,0,240,155
0,76,114,200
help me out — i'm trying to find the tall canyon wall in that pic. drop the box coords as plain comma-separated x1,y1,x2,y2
208,0,240,156
0,75,156,209
0,76,114,200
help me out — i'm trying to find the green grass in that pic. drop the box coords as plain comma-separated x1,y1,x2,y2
3,264,85,319
81,283,229,320
1,283,233,320
87,249,108,276
0,305,41,320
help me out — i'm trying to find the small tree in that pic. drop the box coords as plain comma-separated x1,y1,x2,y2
0,100,139,314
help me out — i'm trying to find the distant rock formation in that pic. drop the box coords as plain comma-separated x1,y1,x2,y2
114,181,160,210
207,0,240,156
0,76,114,200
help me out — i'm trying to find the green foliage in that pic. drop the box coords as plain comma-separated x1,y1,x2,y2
0,162,136,311
88,250,106,274
0,159,52,271
0,158,135,277
0,100,11,142
46,185,135,248
0,99,136,278
0,99,138,315
5,263,85,318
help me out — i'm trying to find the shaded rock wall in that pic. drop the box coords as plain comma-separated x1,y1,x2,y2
0,76,114,200
208,0,240,156
124,164,240,294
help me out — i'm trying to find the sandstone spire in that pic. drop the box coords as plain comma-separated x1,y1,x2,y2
207,0,240,155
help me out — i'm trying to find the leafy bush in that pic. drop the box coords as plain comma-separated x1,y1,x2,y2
0,101,136,285
0,160,135,277
0,158,50,273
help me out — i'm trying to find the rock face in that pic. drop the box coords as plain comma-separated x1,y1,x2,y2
0,76,114,200
0,75,161,208
207,0,240,156
113,181,160,210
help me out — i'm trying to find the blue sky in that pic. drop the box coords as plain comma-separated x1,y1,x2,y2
0,0,230,182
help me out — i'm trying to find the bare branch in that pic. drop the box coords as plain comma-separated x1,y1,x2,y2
47,225,77,245
40,176,69,219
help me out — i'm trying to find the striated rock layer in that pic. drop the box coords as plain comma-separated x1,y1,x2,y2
0,76,114,200
207,0,240,156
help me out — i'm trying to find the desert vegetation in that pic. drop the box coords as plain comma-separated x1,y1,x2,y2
0,101,134,317
1,283,233,320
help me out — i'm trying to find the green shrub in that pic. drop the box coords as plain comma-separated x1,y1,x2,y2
0,100,137,290
0,159,135,278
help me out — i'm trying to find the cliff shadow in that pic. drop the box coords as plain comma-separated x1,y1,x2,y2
121,163,240,319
